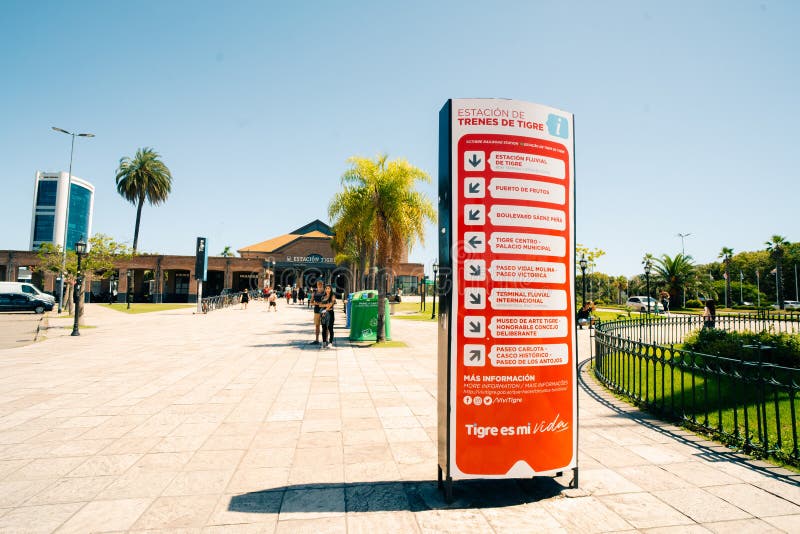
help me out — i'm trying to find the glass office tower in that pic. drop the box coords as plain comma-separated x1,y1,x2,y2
30,171,94,251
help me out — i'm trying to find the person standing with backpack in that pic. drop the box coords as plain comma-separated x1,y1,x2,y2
310,280,325,345
319,284,337,349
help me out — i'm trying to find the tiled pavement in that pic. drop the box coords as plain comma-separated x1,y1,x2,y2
0,301,798,533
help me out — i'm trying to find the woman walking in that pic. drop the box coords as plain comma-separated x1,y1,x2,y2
319,284,337,349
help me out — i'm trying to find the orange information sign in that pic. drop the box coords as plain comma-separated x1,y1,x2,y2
437,99,577,488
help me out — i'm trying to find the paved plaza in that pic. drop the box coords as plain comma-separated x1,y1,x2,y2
0,301,798,533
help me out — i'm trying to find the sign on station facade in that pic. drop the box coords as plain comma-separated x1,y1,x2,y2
437,98,577,499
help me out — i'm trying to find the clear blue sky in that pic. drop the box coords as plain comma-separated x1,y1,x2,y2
1,1,797,276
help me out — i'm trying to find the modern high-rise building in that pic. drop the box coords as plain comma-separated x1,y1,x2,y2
30,171,94,251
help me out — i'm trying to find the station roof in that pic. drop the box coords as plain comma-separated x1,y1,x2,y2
238,219,333,254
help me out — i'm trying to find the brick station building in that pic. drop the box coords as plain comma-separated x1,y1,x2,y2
239,220,425,296
0,220,426,303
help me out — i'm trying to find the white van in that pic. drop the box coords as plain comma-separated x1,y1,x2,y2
0,282,56,304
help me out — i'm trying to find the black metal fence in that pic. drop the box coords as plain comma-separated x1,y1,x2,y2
593,313,800,466
200,290,258,313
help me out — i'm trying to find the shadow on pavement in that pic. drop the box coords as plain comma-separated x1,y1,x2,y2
577,357,798,484
229,477,567,515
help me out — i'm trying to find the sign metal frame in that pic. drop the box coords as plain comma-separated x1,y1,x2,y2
437,98,578,501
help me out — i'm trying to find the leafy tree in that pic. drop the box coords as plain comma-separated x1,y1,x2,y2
329,186,373,292
115,147,173,252
220,246,233,258
36,234,132,317
614,275,628,304
653,253,695,307
718,246,734,308
766,235,790,309
576,244,606,302
330,155,435,341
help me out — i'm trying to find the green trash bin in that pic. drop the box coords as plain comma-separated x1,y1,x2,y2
348,290,391,341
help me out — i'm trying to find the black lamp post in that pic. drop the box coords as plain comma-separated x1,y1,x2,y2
644,259,653,315
421,275,427,311
579,255,588,307
431,261,439,319
126,269,133,310
71,238,87,336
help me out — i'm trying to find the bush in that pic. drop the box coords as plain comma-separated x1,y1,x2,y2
683,328,800,368
593,299,605,306
685,299,703,309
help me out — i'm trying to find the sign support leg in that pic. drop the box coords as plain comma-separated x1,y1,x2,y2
570,466,579,488
437,465,454,502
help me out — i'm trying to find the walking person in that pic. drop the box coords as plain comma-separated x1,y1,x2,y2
702,299,716,329
241,289,249,310
268,290,277,311
660,290,670,315
310,280,325,345
319,283,337,349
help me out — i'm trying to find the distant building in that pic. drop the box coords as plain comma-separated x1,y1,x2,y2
30,171,95,251
239,219,423,294
2,218,424,302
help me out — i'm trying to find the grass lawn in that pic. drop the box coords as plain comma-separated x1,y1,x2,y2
391,301,438,321
106,303,194,314
596,350,799,465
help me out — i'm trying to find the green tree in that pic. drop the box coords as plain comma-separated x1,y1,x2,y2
766,235,791,309
653,253,695,307
576,244,606,302
614,275,628,305
115,147,173,252
718,246,734,308
330,155,435,341
220,246,233,258
36,234,132,317
329,186,373,292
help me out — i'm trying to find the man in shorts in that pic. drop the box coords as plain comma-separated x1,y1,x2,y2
310,280,325,344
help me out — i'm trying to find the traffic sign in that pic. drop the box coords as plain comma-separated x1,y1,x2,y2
437,98,577,496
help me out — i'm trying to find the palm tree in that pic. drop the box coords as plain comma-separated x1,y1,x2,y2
220,246,233,258
718,246,734,308
330,155,435,341
766,235,790,309
329,186,373,291
115,148,173,252
653,253,695,308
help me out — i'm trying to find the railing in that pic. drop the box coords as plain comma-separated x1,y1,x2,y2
594,312,800,466
200,290,257,313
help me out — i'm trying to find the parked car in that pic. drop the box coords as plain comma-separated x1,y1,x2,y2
626,296,664,313
781,300,800,310
0,292,54,314
0,282,56,305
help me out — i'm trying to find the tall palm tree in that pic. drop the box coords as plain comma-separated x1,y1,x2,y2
329,186,373,291
115,148,173,252
220,246,233,258
653,253,695,308
331,155,435,341
718,246,734,307
766,235,790,309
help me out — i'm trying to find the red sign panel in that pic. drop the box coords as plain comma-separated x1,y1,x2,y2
444,99,576,479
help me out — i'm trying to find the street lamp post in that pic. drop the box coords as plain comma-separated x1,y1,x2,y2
127,269,133,310
676,232,692,256
421,276,427,311
431,261,439,320
579,255,588,307
52,127,94,314
71,238,87,336
644,259,653,315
